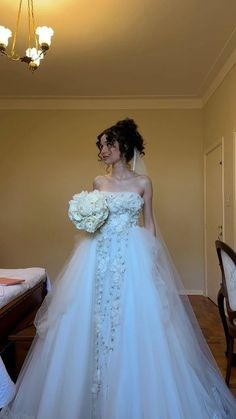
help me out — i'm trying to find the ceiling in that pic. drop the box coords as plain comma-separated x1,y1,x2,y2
0,0,236,99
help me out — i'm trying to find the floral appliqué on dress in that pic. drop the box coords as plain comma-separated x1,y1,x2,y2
91,192,143,416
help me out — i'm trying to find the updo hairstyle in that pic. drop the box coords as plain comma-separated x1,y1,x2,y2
96,118,145,162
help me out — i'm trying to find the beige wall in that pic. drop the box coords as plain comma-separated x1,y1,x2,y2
203,64,236,245
0,109,204,291
1,64,235,293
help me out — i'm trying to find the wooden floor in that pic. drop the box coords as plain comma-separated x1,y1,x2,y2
189,295,236,398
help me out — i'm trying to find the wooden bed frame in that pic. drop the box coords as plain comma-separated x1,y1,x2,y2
0,278,47,381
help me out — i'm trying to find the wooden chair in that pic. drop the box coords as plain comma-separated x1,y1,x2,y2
215,240,236,386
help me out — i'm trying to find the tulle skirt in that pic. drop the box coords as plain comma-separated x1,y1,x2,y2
0,358,15,409
1,227,236,418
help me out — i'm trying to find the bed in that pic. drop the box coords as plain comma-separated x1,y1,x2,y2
0,268,48,381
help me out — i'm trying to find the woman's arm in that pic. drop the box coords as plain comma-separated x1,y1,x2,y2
142,176,156,237
92,175,103,191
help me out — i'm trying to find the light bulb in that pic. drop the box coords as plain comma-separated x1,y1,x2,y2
36,26,54,50
0,26,12,49
26,47,44,68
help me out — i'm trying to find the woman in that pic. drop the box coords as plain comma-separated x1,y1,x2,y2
1,118,236,418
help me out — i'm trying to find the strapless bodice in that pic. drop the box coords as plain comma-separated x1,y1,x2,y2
99,191,144,235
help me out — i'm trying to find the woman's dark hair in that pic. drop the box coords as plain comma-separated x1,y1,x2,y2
96,118,145,162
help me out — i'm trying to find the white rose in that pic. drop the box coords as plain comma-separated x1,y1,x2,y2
68,190,109,233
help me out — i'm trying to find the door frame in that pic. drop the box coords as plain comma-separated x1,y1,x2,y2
233,132,236,248
203,137,225,297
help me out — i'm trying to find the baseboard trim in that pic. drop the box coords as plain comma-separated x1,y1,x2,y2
185,290,204,295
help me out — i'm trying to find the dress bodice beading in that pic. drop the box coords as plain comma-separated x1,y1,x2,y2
99,192,144,236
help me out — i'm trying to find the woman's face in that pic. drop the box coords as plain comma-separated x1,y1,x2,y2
99,134,121,165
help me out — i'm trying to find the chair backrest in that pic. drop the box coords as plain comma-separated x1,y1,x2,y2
215,240,236,315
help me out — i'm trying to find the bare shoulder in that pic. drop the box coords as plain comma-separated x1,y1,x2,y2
93,175,106,190
136,174,153,192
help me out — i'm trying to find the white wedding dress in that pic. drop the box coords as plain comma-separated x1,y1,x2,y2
1,191,236,418
0,358,15,409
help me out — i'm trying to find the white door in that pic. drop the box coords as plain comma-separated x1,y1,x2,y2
205,142,224,304
233,132,236,248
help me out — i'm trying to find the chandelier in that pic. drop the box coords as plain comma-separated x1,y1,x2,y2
0,0,54,71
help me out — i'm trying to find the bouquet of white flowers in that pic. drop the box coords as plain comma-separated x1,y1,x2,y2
68,190,109,233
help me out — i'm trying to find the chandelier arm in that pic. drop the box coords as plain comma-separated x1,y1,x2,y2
1,49,20,60
1,51,20,61
30,0,38,50
37,49,46,59
11,0,23,58
28,0,32,49
1,0,53,69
